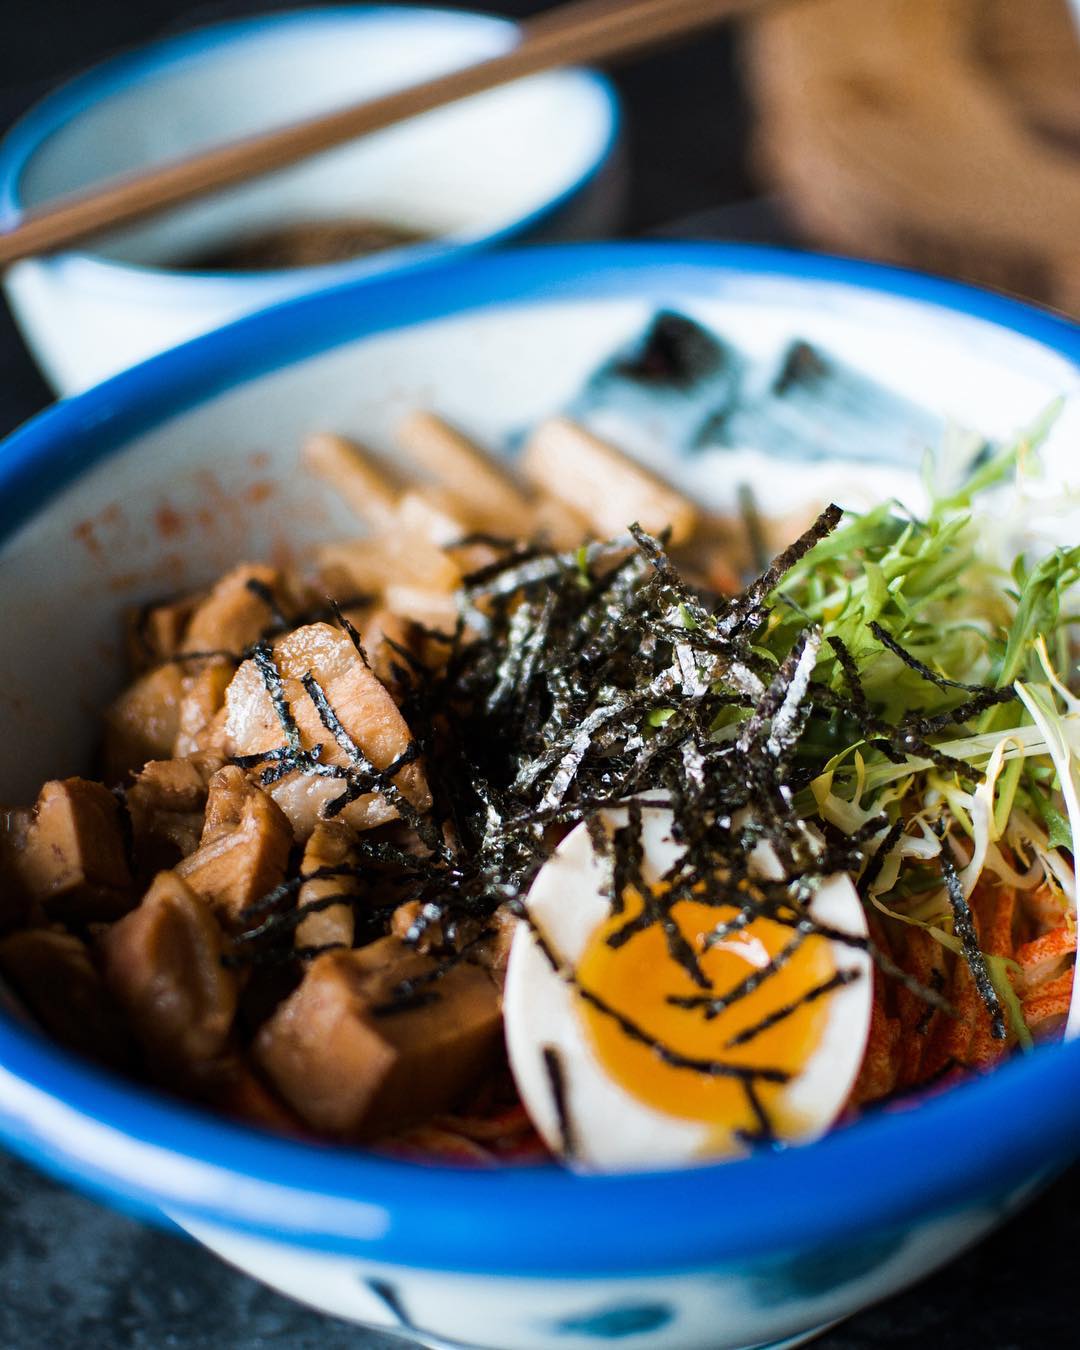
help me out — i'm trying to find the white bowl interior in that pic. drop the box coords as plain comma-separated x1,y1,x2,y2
15,10,613,266
1,267,1078,804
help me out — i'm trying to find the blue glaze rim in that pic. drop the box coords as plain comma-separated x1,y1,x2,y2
0,243,1079,1278
0,5,620,285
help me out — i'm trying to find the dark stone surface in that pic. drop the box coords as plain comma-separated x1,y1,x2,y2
0,2,1073,1346
0,1147,1076,1349
0,1153,403,1350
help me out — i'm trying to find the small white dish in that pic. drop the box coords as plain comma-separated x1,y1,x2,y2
0,6,621,394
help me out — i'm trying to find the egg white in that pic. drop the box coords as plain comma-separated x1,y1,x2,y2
504,804,873,1171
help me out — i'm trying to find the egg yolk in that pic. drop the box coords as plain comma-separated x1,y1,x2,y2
576,889,837,1151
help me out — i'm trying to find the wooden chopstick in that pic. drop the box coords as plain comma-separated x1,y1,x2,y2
0,0,768,266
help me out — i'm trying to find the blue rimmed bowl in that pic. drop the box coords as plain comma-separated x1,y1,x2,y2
0,5,620,395
0,244,1079,1350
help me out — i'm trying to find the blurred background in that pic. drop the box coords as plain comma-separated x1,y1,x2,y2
0,0,755,413
0,2,1079,1347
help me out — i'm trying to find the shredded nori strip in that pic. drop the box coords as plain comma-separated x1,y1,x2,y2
233,892,375,947
542,1045,577,1159
820,635,979,782
716,503,843,638
935,821,1007,1041
703,904,760,948
738,626,821,762
737,1079,779,1148
250,642,301,752
609,800,644,920
857,818,905,900
902,686,1018,737
171,648,240,667
237,845,430,922
826,635,873,724
370,934,494,1016
669,929,808,1019
868,621,1017,701
293,942,352,960
232,639,430,832
723,969,859,1048
245,577,291,634
328,598,371,668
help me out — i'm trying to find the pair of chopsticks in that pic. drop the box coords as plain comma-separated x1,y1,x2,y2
0,0,771,267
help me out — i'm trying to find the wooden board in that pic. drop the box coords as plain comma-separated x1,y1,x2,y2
742,0,1080,312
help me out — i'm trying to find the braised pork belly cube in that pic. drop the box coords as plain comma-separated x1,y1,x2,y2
380,585,458,637
317,535,459,598
390,899,443,953
102,870,237,1076
14,778,133,921
223,622,431,841
254,938,501,1139
470,903,519,983
361,608,421,690
294,820,357,951
174,660,235,758
180,563,287,657
360,609,455,691
126,594,201,674
175,766,291,928
191,705,230,760
301,431,401,530
103,663,184,782
126,755,221,871
390,901,516,980
522,417,698,546
0,928,132,1068
394,411,536,539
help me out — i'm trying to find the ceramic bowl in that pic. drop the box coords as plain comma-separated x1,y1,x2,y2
0,244,1079,1350
0,5,620,395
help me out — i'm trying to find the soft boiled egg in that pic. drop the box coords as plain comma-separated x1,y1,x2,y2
504,802,873,1171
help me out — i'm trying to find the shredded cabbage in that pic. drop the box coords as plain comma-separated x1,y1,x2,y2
762,405,1079,1046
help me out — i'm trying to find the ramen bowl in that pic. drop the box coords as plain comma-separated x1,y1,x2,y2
0,5,620,394
0,244,1078,1350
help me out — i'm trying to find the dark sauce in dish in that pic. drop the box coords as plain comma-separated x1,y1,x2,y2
178,219,428,271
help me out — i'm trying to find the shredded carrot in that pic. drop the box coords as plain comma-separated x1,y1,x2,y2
968,884,1017,1069
1015,924,1076,992
850,974,901,1106
893,927,946,1088
1022,968,1074,1036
